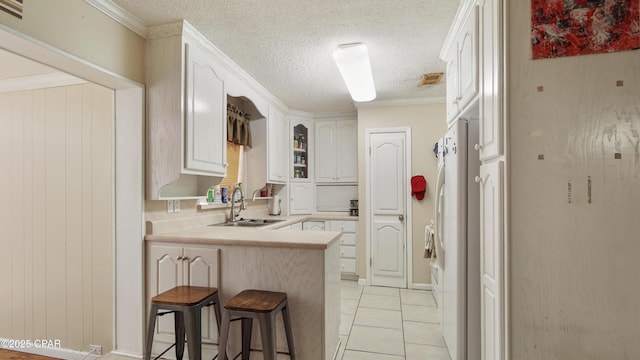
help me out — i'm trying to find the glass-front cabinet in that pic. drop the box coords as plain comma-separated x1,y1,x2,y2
289,115,314,214
291,119,312,181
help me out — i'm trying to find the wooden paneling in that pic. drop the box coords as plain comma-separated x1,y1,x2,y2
0,83,114,352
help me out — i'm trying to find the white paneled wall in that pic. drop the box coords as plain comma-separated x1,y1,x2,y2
0,83,114,352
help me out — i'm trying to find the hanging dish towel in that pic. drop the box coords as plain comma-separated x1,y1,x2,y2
424,223,435,259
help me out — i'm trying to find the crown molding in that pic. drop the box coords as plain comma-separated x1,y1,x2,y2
355,97,446,109
0,72,88,93
313,111,358,121
84,0,148,38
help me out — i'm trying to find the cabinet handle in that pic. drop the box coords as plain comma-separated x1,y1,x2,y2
177,256,183,261
475,176,483,184
474,144,483,151
182,257,189,261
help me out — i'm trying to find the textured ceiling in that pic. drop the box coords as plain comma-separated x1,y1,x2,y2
111,0,459,113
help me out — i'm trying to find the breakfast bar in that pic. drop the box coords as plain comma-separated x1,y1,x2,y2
144,221,342,360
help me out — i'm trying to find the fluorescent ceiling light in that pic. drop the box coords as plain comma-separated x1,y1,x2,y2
333,43,376,102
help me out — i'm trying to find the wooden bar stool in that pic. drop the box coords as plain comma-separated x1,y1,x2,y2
145,286,223,360
218,289,296,360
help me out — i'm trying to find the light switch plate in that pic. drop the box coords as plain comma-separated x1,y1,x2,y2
167,200,174,213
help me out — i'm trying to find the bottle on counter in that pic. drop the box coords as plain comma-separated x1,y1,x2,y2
207,186,215,203
214,185,222,204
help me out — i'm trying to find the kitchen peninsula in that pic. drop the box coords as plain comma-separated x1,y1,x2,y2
144,217,342,360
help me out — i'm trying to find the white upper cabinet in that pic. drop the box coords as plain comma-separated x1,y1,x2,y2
184,42,227,174
445,49,460,121
442,5,479,124
315,119,358,183
478,0,503,160
268,106,289,183
291,115,313,181
336,120,358,182
146,21,228,199
458,7,479,110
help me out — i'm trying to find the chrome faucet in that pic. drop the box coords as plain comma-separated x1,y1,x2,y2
229,183,246,222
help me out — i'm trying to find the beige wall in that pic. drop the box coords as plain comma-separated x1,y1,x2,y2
0,83,114,352
0,0,145,83
509,2,640,358
357,103,446,285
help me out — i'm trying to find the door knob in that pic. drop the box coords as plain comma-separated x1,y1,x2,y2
399,214,405,222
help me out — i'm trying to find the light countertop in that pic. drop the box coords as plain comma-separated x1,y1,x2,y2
145,214,358,250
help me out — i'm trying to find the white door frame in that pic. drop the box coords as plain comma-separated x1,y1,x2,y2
365,127,412,288
0,24,146,356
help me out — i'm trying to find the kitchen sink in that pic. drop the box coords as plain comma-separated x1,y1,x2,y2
209,218,285,227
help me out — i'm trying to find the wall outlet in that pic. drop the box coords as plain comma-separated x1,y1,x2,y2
167,199,174,213
174,199,181,212
89,344,102,355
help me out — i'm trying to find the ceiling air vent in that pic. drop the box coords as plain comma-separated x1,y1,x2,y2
419,72,443,87
0,0,23,19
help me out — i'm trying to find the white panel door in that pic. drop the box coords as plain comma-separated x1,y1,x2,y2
336,120,358,182
371,220,405,283
479,161,504,360
290,182,314,214
369,132,406,288
184,43,226,176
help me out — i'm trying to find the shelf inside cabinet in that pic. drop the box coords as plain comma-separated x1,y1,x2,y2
293,148,307,152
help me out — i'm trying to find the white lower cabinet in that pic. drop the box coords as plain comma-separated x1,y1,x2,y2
330,220,358,276
302,221,326,231
290,182,315,214
146,244,221,353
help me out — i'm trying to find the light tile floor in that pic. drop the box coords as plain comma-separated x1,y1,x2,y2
100,281,450,360
338,281,451,360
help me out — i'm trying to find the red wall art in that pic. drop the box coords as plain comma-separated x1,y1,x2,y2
531,0,640,59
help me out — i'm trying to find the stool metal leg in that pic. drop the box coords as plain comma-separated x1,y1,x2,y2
241,318,253,360
281,304,296,360
212,293,222,333
217,310,231,360
258,312,278,360
184,306,202,360
145,304,159,360
174,311,185,360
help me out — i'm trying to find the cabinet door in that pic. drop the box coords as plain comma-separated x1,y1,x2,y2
291,117,313,181
184,42,227,176
458,6,479,110
479,161,504,360
479,0,502,161
302,221,326,231
335,120,358,182
315,121,337,182
290,182,314,215
183,247,221,344
445,49,459,124
268,107,288,183
147,245,183,342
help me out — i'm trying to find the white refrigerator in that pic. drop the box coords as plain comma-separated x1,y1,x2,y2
434,117,480,360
